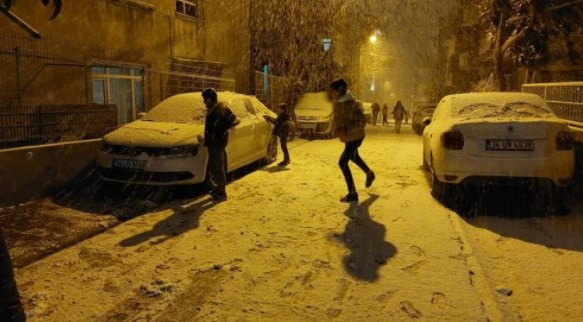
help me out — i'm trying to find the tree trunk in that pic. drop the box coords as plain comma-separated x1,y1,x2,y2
493,12,507,91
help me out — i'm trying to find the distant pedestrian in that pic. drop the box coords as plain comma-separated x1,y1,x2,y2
0,228,25,322
200,88,240,201
382,103,389,126
328,78,375,203
392,100,407,133
371,102,381,126
264,103,292,166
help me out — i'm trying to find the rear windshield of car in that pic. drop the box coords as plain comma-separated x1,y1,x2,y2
142,96,206,124
454,102,554,119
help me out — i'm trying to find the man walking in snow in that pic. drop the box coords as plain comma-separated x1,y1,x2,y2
392,100,407,133
382,103,389,126
328,78,375,203
371,102,381,126
200,88,240,201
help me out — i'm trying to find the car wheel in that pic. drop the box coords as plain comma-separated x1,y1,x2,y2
551,186,570,215
266,136,278,164
422,151,429,171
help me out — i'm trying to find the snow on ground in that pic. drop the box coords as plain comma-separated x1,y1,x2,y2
14,125,583,321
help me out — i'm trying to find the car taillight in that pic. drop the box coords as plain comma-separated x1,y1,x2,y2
441,130,464,150
556,131,574,151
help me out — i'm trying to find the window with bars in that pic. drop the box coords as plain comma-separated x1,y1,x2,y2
91,67,144,125
176,0,198,19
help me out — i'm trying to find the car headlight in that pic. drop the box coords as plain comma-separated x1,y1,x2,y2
165,145,199,158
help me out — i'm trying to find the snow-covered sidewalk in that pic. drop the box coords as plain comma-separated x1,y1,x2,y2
15,126,583,321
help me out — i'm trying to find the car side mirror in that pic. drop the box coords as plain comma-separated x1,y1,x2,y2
423,117,432,126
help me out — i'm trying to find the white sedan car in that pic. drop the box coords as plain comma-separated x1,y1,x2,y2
423,92,575,195
97,92,277,185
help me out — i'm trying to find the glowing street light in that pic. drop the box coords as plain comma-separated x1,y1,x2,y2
369,34,378,44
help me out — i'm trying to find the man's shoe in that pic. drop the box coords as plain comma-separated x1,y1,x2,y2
340,193,359,203
366,171,376,188
278,160,290,166
211,192,227,201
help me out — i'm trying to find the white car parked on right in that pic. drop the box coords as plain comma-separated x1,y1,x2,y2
423,92,575,196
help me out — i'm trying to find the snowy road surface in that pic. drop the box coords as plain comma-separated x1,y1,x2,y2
15,126,583,321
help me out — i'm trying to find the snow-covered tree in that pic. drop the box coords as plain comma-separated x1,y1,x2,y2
477,0,583,90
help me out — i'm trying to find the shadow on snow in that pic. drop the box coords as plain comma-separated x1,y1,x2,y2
336,194,397,282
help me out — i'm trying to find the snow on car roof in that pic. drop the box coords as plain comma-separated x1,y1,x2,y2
142,91,249,124
444,92,555,120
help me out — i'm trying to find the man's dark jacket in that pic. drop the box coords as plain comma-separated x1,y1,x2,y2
204,102,239,148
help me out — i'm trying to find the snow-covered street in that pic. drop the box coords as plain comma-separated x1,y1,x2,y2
14,126,583,322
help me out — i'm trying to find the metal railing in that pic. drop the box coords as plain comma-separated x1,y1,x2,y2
254,71,291,110
522,82,583,125
0,31,236,149
0,104,117,149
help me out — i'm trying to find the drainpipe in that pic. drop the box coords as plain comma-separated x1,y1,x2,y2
0,5,41,39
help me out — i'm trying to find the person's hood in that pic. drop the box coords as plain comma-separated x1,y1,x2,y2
337,91,356,103
104,120,204,147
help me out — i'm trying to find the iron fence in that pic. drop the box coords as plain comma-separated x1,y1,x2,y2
522,82,583,123
0,31,236,149
254,71,291,110
0,104,117,149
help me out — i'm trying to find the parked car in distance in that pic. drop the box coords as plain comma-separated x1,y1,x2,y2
97,92,278,185
295,92,335,138
423,92,575,202
412,103,436,135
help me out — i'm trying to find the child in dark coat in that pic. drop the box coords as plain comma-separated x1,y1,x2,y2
264,103,292,166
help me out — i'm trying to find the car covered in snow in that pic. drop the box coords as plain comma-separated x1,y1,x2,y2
294,92,335,138
97,92,278,185
423,92,575,196
412,103,436,135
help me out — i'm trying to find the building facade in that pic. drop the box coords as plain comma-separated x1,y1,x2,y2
0,0,249,122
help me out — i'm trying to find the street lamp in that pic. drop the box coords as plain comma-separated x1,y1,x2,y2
369,34,378,44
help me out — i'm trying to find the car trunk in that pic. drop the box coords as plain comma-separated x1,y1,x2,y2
454,119,566,158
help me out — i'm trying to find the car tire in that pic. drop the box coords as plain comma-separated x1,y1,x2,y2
422,151,429,171
265,136,278,164
551,186,570,215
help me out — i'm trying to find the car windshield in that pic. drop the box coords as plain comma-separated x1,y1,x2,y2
296,93,332,111
455,101,553,119
142,95,207,124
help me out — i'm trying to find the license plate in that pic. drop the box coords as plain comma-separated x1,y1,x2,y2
112,159,148,170
486,139,534,151
299,123,315,129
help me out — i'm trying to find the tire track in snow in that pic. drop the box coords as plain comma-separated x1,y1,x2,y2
445,209,504,322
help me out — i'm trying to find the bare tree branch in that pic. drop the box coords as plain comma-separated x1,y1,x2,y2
545,0,583,12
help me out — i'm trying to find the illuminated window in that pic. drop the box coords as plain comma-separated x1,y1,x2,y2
176,0,198,19
91,67,144,125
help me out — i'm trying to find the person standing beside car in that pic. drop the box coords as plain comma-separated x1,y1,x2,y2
328,78,376,203
264,103,292,166
199,88,240,201
382,103,389,126
392,100,407,133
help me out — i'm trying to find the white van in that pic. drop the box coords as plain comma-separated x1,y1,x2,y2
295,92,335,138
